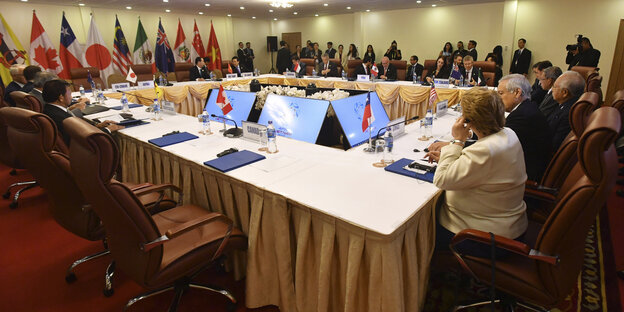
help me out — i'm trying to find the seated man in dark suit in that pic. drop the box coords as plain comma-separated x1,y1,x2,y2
189,56,210,81
290,55,306,78
548,71,585,151
42,80,122,146
353,59,371,77
230,56,245,77
460,55,486,86
22,65,41,93
406,55,424,81
4,64,27,107
378,56,397,81
530,60,552,105
317,53,339,78
537,66,563,119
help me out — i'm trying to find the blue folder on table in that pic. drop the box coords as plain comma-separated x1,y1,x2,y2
148,132,199,147
384,158,435,183
110,103,143,110
117,119,149,128
203,150,266,173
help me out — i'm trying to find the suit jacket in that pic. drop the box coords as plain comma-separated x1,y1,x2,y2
506,99,553,181
232,65,244,77
378,63,397,80
362,52,375,64
434,127,528,239
384,49,402,60
189,66,210,81
547,97,578,151
317,61,339,77
467,48,478,61
428,66,450,80
291,62,306,78
237,48,248,65
460,67,486,86
276,47,292,74
452,49,468,59
325,48,337,58
245,48,254,70
4,81,23,107
22,82,34,93
28,88,45,106
566,48,601,69
538,92,558,119
509,48,532,75
353,64,370,77
406,63,424,81
43,104,73,147
531,79,547,105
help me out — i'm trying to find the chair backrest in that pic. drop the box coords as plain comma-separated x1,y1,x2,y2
586,74,603,103
390,60,407,81
540,92,600,188
0,107,21,168
347,59,363,78
482,72,495,87
220,60,232,78
330,58,343,74
11,91,44,113
174,62,193,82
107,73,127,87
422,59,437,81
534,106,619,304
300,58,316,76
0,107,102,240
570,66,597,80
0,80,8,108
64,117,164,286
610,89,624,123
129,64,155,83
70,67,105,91
473,61,495,73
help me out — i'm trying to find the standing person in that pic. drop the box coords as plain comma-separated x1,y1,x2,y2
301,40,312,58
406,55,424,81
467,40,478,61
245,42,255,71
439,42,453,58
363,45,375,64
276,40,291,74
384,40,402,60
453,41,468,59
337,44,348,72
347,44,358,60
310,42,322,64
510,38,532,75
292,45,303,59
491,45,503,67
236,42,248,70
325,42,337,58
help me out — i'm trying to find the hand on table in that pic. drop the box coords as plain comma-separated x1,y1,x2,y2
424,151,440,163
69,102,86,111
428,141,450,152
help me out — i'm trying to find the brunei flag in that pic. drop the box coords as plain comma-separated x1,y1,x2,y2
0,13,29,85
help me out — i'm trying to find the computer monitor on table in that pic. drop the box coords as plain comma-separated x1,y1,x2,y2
204,89,257,126
330,91,390,148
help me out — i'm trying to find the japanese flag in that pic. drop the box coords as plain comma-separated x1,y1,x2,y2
126,66,137,83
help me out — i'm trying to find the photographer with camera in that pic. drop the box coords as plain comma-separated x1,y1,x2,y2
566,36,601,69
384,40,402,60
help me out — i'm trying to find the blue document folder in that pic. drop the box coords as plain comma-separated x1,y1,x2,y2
117,119,149,128
384,158,435,183
203,150,266,173
148,132,199,147
110,103,143,110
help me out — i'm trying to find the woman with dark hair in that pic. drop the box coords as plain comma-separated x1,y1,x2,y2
363,45,375,63
338,44,348,71
491,45,503,67
426,56,450,83
347,44,358,60
485,55,503,86
439,42,453,57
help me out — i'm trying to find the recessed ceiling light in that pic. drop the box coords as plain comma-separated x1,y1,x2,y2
314,14,319,16
20,0,28,2
252,16,256,19
240,6,245,10
205,3,210,6
416,0,422,3
78,3,85,6
432,4,437,7
366,9,370,12
346,6,351,10
323,3,328,6
227,14,232,17
126,6,132,9
293,12,298,15
165,9,171,12
273,18,278,21
199,12,204,15
269,9,274,12
163,0,168,2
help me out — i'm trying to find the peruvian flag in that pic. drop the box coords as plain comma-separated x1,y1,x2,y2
370,63,379,78
190,20,205,61
30,12,62,75
126,66,137,83
173,19,190,63
361,92,375,132
86,16,114,87
58,13,86,79
216,85,232,115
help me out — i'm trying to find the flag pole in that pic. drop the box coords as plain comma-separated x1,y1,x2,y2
363,91,375,153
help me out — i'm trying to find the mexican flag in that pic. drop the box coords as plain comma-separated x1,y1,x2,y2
133,18,153,65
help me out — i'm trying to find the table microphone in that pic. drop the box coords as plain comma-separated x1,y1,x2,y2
375,116,419,139
210,114,243,138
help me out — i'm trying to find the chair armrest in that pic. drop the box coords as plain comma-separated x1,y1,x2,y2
451,229,559,265
524,188,557,203
132,183,182,197
127,183,153,191
525,181,559,196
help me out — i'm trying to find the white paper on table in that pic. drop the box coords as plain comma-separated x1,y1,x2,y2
250,155,298,172
98,114,126,123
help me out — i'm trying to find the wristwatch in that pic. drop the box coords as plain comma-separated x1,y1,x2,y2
449,139,465,146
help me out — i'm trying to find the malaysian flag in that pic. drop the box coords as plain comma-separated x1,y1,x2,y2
361,92,375,132
112,16,132,76
429,84,438,105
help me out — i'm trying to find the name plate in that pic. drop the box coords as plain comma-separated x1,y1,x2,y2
138,80,154,89
226,74,238,79
111,82,130,92
434,78,450,87
242,121,266,143
357,74,370,82
284,72,297,78
436,100,449,117
161,101,176,115
388,116,406,137
242,72,253,78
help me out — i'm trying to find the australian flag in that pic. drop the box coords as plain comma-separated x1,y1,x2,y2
154,19,175,74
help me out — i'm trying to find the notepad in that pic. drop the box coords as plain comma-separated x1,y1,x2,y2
110,103,143,110
384,158,435,183
148,132,199,147
117,119,149,128
203,150,266,173
81,105,110,115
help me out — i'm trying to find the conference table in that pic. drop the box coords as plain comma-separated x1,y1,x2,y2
92,80,466,312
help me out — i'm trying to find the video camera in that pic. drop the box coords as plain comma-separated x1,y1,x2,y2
566,34,584,52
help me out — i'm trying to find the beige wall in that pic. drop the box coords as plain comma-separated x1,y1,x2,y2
0,1,271,76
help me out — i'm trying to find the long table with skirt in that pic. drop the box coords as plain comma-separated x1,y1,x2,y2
88,93,462,312
106,75,465,121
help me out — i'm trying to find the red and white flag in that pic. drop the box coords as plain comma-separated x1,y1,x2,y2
429,84,438,105
371,63,378,77
85,16,114,86
227,62,233,74
58,14,86,79
173,19,190,63
361,92,375,132
294,62,300,73
216,85,233,115
126,66,137,83
190,20,205,61
30,12,63,75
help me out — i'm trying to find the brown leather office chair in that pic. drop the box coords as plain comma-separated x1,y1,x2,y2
610,89,624,121
570,66,597,80
422,59,437,82
11,91,44,113
63,116,247,311
586,74,603,103
0,80,9,108
390,60,407,81
220,60,233,78
107,73,127,87
473,61,495,73
129,64,156,83
0,107,179,295
174,62,193,82
0,108,38,209
482,72,495,87
451,106,620,311
70,67,105,91
347,59,363,78
300,58,316,76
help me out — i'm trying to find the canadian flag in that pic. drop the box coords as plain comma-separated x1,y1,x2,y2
85,16,114,87
216,85,233,115
126,66,137,83
30,12,63,75
371,63,379,78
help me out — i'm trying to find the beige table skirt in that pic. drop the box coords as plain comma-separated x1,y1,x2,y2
117,133,439,312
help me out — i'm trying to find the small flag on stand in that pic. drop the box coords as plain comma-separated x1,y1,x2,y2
361,92,375,132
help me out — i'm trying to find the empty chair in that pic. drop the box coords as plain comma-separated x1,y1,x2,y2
107,73,127,87
70,67,105,91
129,64,155,83
174,62,193,82
63,116,247,311
451,106,620,311
11,91,44,113
347,59,363,78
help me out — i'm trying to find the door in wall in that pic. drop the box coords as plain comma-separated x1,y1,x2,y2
282,32,302,54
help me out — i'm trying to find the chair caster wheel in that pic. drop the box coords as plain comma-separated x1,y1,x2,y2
103,288,114,297
226,301,237,312
65,273,77,283
2,192,10,199
9,202,18,209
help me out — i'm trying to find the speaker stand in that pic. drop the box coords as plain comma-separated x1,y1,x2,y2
269,51,276,74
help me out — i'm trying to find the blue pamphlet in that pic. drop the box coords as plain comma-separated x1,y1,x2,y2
148,132,199,147
384,158,435,183
203,150,266,172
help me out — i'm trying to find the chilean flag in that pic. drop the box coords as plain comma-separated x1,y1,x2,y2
370,63,379,78
361,92,375,132
216,85,233,115
58,13,85,79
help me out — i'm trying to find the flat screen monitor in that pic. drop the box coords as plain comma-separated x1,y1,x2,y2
256,93,330,144
330,92,390,148
204,89,256,126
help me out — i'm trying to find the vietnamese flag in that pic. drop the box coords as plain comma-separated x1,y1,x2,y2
206,21,221,71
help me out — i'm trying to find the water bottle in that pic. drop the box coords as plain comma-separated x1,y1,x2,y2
255,68,260,76
312,68,317,77
383,128,394,164
98,90,105,104
342,69,347,80
425,109,434,138
413,69,418,84
121,93,130,112
210,71,216,81
158,75,165,86
459,75,464,87
152,99,161,120
267,121,278,153
201,110,211,134
79,85,85,98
